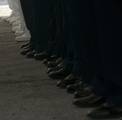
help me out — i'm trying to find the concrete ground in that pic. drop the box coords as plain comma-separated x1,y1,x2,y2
0,21,121,120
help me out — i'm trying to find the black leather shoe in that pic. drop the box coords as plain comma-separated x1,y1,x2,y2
34,51,48,60
57,74,80,88
66,81,83,94
47,62,64,74
47,65,62,74
43,58,48,65
48,67,71,79
47,61,57,68
43,56,60,65
26,50,35,58
47,58,63,68
74,86,93,98
20,42,30,49
87,103,122,119
20,48,32,55
73,94,105,108
47,55,57,61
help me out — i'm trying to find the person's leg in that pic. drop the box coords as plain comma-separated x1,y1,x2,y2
31,0,50,53
47,0,65,57
88,0,122,118
20,0,35,49
47,0,75,80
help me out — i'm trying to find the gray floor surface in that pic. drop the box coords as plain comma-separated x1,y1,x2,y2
0,20,121,120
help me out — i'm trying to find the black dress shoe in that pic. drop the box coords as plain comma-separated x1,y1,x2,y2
66,84,79,93
66,81,83,94
26,50,35,58
47,55,57,61
57,74,80,88
47,61,57,68
73,94,105,108
20,42,30,49
87,103,122,119
20,48,32,55
47,58,63,68
43,56,60,65
47,62,64,74
43,58,48,65
74,86,93,98
21,45,31,50
34,51,48,60
47,65,62,74
48,67,71,79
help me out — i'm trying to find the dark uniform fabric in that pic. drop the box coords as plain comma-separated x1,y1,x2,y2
20,0,36,49
32,0,50,52
62,0,96,78
19,0,34,32
20,0,50,52
92,0,122,106
47,0,65,57
20,0,122,107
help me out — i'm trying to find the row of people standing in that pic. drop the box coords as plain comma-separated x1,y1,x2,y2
20,0,122,119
